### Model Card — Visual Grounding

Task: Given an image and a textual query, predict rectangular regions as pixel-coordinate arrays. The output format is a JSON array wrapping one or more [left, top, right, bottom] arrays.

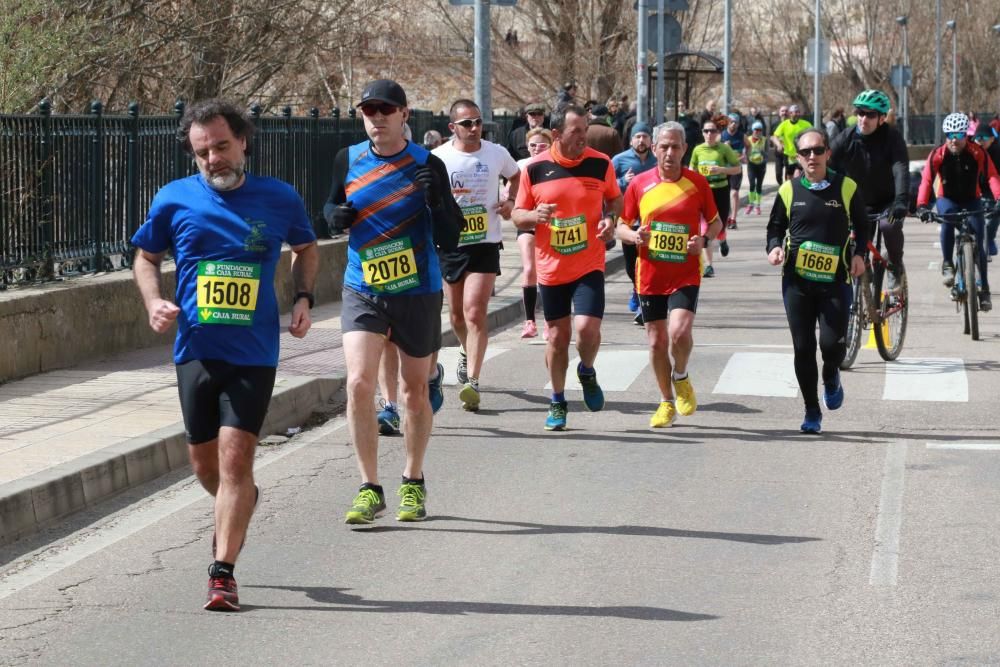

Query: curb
[[0, 250, 626, 547]]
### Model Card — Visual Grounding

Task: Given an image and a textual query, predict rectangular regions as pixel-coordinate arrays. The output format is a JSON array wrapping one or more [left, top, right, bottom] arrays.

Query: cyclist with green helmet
[[830, 89, 910, 286]]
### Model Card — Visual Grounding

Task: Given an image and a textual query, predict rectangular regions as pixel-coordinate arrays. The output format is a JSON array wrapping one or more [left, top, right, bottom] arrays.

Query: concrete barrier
[[0, 239, 347, 384]]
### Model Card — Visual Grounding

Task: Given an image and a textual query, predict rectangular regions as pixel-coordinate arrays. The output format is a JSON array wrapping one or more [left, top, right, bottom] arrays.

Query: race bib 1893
[[460, 204, 488, 245], [361, 237, 420, 293], [550, 215, 587, 255], [196, 261, 261, 326], [794, 240, 839, 282], [648, 221, 689, 262]]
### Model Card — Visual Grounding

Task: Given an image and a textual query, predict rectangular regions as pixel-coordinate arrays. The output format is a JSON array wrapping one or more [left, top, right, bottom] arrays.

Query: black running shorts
[[538, 270, 605, 321], [175, 359, 277, 445], [639, 285, 699, 323]]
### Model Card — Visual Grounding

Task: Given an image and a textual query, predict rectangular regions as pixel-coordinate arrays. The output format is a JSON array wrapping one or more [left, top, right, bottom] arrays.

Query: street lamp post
[[934, 0, 941, 144], [946, 20, 957, 112], [896, 15, 909, 144], [994, 25, 1000, 117]]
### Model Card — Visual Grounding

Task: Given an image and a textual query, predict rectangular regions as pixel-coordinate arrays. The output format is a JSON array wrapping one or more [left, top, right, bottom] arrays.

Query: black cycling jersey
[[829, 123, 909, 211]]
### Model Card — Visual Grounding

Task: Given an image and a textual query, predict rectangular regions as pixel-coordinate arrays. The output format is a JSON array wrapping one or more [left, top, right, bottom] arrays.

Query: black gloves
[[917, 207, 933, 223], [414, 166, 442, 206], [890, 204, 909, 224], [330, 203, 357, 234]]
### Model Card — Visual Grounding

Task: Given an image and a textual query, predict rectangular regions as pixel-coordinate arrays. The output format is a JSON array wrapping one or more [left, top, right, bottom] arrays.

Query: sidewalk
[[0, 227, 626, 546]]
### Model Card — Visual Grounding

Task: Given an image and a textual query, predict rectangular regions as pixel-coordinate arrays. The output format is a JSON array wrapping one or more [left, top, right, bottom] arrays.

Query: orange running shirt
[[515, 146, 621, 286], [621, 167, 718, 295]]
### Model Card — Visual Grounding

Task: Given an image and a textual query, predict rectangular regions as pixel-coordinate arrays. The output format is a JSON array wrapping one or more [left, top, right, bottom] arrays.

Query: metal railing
[[0, 101, 516, 288]]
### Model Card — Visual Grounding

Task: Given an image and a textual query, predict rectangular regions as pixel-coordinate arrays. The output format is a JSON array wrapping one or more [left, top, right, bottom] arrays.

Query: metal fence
[[0, 101, 516, 288]]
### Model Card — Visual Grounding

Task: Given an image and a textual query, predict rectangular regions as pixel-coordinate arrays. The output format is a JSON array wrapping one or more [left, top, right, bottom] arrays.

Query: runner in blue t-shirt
[[722, 112, 747, 229], [131, 99, 318, 612]]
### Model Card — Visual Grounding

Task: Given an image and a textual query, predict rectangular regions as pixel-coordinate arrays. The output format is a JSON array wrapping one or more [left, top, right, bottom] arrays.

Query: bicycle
[[925, 208, 986, 341], [841, 211, 908, 368]]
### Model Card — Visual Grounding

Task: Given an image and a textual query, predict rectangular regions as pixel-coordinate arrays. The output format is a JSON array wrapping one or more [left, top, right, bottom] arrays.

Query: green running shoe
[[396, 481, 427, 521], [345, 487, 386, 524], [544, 400, 568, 430]]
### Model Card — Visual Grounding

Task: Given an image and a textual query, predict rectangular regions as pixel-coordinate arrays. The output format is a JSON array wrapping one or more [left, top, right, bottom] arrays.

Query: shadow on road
[[241, 584, 720, 621], [349, 515, 821, 545]]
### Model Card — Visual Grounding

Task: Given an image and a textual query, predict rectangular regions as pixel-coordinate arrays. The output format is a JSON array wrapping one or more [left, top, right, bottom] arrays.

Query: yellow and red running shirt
[[621, 167, 718, 295], [515, 145, 621, 286]]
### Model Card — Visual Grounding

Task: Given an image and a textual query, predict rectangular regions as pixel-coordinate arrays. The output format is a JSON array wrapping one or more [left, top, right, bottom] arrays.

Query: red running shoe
[[204, 573, 240, 611]]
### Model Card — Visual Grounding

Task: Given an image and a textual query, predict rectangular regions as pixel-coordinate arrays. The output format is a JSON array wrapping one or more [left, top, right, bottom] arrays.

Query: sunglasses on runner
[[702, 128, 718, 134], [360, 103, 400, 117], [797, 146, 827, 157], [945, 132, 966, 141], [454, 118, 484, 128], [854, 109, 881, 119]]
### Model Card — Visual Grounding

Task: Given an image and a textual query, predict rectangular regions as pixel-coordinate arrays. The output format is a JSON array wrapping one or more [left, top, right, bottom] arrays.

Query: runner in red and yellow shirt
[[513, 104, 622, 431], [618, 121, 722, 428]]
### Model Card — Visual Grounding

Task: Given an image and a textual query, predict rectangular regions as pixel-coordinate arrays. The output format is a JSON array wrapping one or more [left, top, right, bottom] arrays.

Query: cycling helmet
[[942, 112, 970, 134], [852, 89, 891, 114], [752, 121, 764, 131]]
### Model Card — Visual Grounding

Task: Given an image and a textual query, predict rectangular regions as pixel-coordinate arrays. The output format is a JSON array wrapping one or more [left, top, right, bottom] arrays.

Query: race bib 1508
[[196, 261, 261, 326]]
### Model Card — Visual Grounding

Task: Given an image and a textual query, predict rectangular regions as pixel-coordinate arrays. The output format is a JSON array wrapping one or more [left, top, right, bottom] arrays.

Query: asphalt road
[[1, 216, 998, 665]]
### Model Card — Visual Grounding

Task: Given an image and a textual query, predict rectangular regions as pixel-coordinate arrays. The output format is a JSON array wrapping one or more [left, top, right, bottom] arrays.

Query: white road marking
[[695, 343, 793, 349], [0, 418, 349, 602], [548, 350, 649, 392], [928, 261, 939, 271], [437, 347, 508, 386], [711, 352, 798, 397], [882, 357, 967, 402], [869, 441, 908, 587], [926, 442, 1000, 451], [933, 242, 941, 249]]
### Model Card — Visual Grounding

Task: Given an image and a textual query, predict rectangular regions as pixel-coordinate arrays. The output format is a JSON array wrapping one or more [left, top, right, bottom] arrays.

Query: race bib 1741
[[550, 215, 587, 255], [794, 240, 839, 282], [460, 204, 489, 245], [648, 221, 689, 262], [196, 261, 261, 326], [361, 237, 420, 293]]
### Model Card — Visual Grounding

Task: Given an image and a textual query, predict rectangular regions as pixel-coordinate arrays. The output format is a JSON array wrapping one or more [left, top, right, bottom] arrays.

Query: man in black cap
[[586, 104, 623, 159], [323, 79, 462, 525], [506, 102, 547, 160]]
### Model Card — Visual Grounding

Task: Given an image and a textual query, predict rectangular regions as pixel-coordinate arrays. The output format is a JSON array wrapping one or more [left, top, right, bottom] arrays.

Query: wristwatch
[[293, 291, 315, 309]]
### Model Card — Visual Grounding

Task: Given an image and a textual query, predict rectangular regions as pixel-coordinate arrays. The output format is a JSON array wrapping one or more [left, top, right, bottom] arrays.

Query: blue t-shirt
[[340, 141, 442, 296], [722, 126, 745, 154], [131, 173, 316, 367]]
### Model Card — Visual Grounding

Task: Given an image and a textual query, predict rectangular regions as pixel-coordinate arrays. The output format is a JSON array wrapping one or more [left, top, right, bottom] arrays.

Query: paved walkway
[[0, 161, 783, 544]]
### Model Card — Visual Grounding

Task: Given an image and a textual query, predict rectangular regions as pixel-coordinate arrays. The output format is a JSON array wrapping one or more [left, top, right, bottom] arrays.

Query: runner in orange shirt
[[618, 121, 722, 427], [511, 104, 623, 431]]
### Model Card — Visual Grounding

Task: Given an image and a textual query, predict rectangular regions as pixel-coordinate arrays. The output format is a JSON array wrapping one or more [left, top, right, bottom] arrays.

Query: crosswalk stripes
[[882, 357, 967, 402], [711, 352, 799, 397], [546, 350, 650, 392], [439, 347, 974, 403]]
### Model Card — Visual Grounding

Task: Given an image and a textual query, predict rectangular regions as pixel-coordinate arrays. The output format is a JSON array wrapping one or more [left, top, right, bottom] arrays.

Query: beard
[[202, 158, 246, 191]]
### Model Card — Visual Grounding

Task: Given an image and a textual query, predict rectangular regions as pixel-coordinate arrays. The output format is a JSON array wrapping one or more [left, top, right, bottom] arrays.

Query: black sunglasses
[[855, 109, 881, 119], [702, 128, 718, 134], [360, 103, 400, 117], [454, 118, 484, 128], [797, 146, 827, 157]]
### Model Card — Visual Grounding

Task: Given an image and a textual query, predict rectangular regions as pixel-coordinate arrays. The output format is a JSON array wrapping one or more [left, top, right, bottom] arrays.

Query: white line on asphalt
[[436, 347, 508, 386], [869, 441, 908, 587], [933, 242, 941, 249], [695, 344, 794, 349], [928, 261, 939, 271], [882, 357, 968, 402], [926, 442, 1000, 451], [548, 350, 649, 392], [711, 352, 798, 397], [0, 417, 349, 602]]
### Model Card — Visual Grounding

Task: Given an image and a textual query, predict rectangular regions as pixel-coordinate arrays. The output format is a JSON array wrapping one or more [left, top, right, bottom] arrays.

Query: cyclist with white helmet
[[830, 90, 910, 287], [917, 112, 1000, 312]]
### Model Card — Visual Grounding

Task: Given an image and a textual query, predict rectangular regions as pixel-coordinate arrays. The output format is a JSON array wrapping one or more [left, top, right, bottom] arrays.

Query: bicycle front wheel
[[841, 273, 867, 369], [873, 264, 908, 361], [963, 241, 979, 340]]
